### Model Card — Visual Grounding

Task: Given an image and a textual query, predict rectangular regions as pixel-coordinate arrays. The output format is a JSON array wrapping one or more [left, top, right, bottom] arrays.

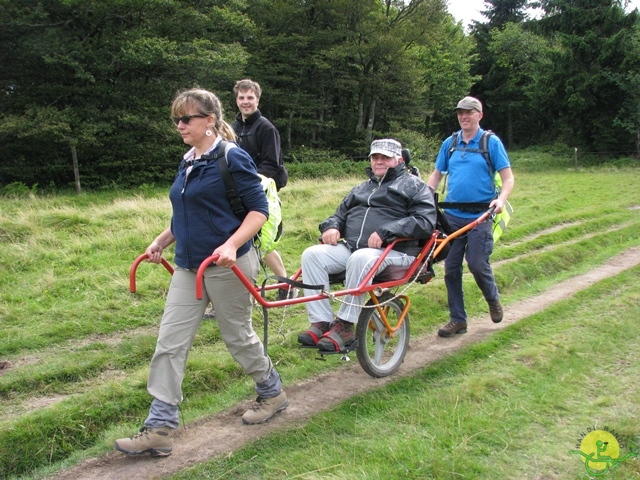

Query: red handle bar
[[194, 254, 258, 300], [129, 254, 174, 293], [131, 208, 493, 300]]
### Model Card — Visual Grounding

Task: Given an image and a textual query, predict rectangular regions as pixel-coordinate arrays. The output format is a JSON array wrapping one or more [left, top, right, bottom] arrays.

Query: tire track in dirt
[[51, 246, 640, 480], [493, 221, 633, 268]]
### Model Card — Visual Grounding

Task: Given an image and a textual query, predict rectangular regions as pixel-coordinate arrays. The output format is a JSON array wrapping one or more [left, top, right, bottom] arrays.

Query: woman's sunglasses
[[172, 114, 206, 125]]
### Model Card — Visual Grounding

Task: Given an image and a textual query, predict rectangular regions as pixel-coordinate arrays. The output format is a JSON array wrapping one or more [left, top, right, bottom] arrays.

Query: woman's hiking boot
[[242, 390, 289, 425], [114, 426, 174, 457]]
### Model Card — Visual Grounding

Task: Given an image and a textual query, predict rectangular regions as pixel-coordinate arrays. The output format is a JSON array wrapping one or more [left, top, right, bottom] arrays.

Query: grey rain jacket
[[319, 163, 437, 256]]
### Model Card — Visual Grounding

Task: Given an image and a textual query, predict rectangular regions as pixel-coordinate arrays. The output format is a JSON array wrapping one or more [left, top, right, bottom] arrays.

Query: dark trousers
[[444, 213, 499, 323]]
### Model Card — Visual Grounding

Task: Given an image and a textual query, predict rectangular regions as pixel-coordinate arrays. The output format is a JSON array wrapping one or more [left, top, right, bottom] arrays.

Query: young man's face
[[236, 88, 259, 119]]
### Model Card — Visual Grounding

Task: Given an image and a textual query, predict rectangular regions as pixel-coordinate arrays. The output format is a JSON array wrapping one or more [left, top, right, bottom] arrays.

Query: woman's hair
[[170, 88, 236, 141]]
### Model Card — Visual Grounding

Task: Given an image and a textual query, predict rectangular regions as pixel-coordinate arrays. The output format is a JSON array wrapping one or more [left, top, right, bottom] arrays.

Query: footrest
[[317, 338, 358, 355]]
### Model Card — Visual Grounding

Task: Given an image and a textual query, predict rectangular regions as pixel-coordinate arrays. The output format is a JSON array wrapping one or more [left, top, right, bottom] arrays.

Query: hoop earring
[[206, 129, 213, 137]]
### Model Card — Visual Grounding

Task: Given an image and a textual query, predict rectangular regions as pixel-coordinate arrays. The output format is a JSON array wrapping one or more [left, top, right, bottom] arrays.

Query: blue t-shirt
[[435, 128, 510, 218]]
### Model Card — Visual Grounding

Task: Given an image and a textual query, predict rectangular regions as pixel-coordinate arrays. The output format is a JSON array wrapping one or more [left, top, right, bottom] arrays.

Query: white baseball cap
[[369, 139, 402, 158]]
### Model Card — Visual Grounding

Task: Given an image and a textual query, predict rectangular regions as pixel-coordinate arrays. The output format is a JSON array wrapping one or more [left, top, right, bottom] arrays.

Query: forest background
[[0, 0, 639, 192]]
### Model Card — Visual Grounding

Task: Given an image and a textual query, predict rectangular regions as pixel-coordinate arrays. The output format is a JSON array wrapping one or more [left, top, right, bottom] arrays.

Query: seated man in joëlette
[[298, 138, 437, 352]]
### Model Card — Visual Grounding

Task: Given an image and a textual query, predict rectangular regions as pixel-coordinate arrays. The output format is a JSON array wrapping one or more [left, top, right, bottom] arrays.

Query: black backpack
[[209, 140, 284, 251], [448, 129, 494, 169]]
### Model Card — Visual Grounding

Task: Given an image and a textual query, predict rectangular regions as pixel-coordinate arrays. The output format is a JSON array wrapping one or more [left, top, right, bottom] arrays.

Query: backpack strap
[[444, 131, 458, 171], [479, 130, 494, 175], [446, 130, 493, 169], [213, 140, 247, 219], [237, 115, 267, 163], [436, 201, 492, 213], [440, 129, 497, 211], [446, 130, 495, 185]]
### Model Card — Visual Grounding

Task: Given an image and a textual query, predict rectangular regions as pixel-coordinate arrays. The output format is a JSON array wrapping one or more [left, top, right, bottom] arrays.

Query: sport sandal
[[317, 319, 356, 352], [298, 322, 331, 346]]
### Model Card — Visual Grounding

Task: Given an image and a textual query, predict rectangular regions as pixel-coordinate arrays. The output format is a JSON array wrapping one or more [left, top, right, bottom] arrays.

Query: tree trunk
[[366, 97, 376, 143], [507, 105, 514, 149], [287, 111, 293, 151], [71, 144, 82, 193], [356, 97, 365, 131]]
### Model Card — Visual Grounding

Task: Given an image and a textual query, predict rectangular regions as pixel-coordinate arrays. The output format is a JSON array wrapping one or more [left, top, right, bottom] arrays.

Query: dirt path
[[52, 247, 640, 480]]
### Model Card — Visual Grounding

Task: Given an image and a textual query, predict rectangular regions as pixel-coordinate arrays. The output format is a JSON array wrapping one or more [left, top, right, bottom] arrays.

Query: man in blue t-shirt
[[427, 96, 515, 337]]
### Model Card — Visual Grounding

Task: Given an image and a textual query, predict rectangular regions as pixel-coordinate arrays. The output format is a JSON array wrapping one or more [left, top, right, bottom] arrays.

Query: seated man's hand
[[321, 228, 341, 245], [368, 231, 383, 249]]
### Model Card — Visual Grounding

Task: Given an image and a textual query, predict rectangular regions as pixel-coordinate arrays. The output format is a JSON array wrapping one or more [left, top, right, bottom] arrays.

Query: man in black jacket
[[230, 79, 293, 302], [298, 139, 437, 352], [232, 79, 288, 190]]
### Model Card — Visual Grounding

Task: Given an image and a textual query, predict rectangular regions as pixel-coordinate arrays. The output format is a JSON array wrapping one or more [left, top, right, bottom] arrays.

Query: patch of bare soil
[[0, 360, 12, 373], [51, 247, 640, 480]]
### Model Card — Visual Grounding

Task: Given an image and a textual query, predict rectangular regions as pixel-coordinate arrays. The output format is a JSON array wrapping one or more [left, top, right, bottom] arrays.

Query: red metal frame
[[129, 210, 492, 309], [129, 254, 174, 293]]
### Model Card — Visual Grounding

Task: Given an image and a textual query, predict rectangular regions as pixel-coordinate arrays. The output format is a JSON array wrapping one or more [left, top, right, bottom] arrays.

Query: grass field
[[1, 158, 639, 479]]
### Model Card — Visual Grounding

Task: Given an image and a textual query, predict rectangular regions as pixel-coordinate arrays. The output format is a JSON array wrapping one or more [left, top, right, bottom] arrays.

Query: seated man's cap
[[369, 139, 402, 158], [455, 96, 483, 113]]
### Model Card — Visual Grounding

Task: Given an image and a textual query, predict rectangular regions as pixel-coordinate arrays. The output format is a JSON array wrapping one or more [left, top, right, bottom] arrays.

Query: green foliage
[[0, 0, 474, 189], [0, 182, 37, 197], [0, 0, 253, 189], [468, 0, 640, 156], [524, 0, 639, 152], [247, 0, 453, 148], [1, 0, 639, 192]]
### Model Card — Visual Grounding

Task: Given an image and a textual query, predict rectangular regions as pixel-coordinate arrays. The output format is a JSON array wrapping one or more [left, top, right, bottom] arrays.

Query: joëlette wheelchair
[[130, 209, 493, 378]]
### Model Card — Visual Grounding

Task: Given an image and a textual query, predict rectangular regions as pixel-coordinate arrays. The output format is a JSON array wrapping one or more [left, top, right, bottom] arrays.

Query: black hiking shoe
[[437, 320, 468, 338], [488, 300, 503, 323]]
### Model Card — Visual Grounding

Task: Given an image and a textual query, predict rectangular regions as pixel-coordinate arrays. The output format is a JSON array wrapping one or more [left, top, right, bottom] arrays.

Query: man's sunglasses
[[172, 114, 207, 125]]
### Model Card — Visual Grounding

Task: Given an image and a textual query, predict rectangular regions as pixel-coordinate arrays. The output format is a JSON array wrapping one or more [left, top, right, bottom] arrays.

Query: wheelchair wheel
[[356, 293, 410, 378]]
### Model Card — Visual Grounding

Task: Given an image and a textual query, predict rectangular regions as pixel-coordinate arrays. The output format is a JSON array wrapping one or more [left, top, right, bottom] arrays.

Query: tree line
[[0, 0, 638, 190]]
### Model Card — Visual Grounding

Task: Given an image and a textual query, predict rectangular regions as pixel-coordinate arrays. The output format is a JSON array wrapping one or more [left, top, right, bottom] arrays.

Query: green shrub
[[1, 182, 37, 197]]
